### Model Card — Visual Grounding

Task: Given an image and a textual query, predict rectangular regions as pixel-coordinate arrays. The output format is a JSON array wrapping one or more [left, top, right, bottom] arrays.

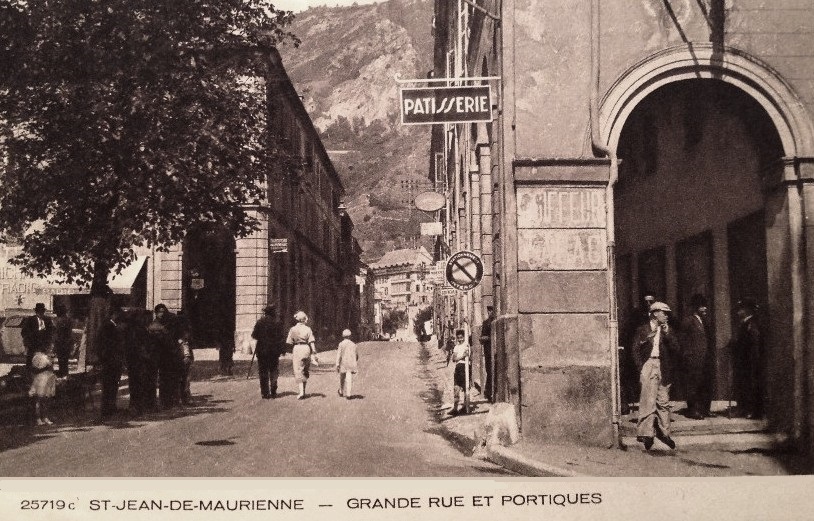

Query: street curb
[[423, 342, 585, 477], [485, 444, 585, 478]]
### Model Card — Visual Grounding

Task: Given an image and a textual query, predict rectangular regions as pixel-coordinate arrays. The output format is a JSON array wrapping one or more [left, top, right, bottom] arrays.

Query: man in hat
[[21, 303, 54, 371], [479, 305, 495, 403], [632, 301, 679, 450], [98, 307, 126, 420], [680, 294, 713, 419], [733, 298, 763, 419], [251, 305, 285, 399], [620, 292, 657, 415]]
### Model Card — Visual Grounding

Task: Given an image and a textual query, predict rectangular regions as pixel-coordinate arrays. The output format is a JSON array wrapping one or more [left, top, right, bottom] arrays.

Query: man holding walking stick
[[250, 305, 285, 399]]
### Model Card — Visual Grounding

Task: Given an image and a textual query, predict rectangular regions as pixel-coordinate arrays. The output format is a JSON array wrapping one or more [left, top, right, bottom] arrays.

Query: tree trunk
[[84, 262, 111, 366]]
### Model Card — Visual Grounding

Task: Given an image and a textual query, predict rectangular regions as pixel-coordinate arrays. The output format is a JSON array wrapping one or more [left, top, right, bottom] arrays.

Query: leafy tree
[[412, 305, 433, 340], [0, 0, 299, 360], [380, 306, 407, 336]]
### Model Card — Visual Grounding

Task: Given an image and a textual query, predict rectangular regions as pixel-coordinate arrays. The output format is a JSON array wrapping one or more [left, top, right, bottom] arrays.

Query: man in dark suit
[[21, 303, 54, 370], [632, 301, 679, 450], [733, 298, 763, 419], [251, 305, 285, 399], [98, 307, 125, 420], [680, 294, 713, 419]]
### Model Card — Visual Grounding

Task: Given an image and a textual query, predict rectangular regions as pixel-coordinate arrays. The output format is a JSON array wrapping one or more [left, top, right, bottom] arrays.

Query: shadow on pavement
[[0, 386, 230, 456]]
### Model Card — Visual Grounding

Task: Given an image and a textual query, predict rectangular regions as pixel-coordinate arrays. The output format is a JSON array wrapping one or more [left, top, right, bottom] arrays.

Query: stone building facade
[[148, 49, 361, 352], [432, 0, 814, 453]]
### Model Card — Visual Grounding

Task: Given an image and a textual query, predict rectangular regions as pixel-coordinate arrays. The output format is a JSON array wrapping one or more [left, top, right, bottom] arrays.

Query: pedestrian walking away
[[335, 329, 359, 399], [251, 305, 285, 399], [286, 311, 319, 400], [632, 301, 679, 450]]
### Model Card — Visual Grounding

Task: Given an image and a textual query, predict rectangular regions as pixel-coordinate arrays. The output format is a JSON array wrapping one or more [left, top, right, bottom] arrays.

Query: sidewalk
[[423, 344, 809, 477]]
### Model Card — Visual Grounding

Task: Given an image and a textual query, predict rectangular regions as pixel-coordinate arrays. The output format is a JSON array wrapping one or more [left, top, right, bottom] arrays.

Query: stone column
[[159, 244, 183, 312], [512, 159, 614, 446], [234, 210, 269, 354]]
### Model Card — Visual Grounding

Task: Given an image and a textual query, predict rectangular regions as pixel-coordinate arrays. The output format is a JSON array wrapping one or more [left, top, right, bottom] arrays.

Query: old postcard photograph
[[1, 0, 814, 519]]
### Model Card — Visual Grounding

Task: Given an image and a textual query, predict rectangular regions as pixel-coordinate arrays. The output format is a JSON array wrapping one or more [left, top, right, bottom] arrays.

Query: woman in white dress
[[285, 311, 319, 399]]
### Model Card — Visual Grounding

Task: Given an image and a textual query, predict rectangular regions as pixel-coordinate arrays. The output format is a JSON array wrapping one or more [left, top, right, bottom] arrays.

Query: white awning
[[108, 256, 147, 295]]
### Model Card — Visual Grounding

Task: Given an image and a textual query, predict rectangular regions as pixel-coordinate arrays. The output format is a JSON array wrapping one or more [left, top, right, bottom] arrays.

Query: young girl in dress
[[335, 329, 358, 400], [29, 351, 56, 426]]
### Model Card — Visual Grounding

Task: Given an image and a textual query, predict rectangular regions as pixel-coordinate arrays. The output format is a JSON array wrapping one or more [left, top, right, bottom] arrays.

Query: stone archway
[[600, 44, 814, 157], [600, 44, 814, 444]]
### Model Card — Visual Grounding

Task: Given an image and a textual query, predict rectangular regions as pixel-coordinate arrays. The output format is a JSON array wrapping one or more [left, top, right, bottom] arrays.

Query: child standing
[[335, 329, 358, 400], [450, 329, 471, 416], [29, 351, 56, 426]]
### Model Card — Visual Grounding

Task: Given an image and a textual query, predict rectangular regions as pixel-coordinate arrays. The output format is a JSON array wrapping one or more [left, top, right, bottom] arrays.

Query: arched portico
[[599, 44, 814, 448], [599, 44, 814, 157]]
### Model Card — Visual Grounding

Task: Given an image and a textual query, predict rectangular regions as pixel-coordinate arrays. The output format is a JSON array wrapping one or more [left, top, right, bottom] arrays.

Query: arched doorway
[[182, 225, 236, 349], [600, 45, 814, 445], [614, 79, 783, 417]]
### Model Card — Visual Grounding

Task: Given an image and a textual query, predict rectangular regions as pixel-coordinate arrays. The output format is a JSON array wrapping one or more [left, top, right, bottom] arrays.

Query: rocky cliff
[[278, 0, 436, 262]]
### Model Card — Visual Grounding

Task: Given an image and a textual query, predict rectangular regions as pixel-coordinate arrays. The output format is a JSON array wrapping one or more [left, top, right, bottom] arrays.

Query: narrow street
[[0, 341, 511, 477]]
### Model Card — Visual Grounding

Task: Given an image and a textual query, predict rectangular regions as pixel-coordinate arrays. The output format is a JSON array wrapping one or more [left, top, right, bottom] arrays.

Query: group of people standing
[[623, 293, 765, 450], [97, 303, 194, 420], [251, 305, 359, 401]]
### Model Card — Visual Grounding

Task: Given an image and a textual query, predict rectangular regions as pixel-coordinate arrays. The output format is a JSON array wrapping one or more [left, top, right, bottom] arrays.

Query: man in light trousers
[[632, 301, 679, 450]]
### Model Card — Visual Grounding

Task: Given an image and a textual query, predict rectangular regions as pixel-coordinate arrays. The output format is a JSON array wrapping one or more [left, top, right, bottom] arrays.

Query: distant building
[[370, 247, 434, 339], [356, 264, 376, 340]]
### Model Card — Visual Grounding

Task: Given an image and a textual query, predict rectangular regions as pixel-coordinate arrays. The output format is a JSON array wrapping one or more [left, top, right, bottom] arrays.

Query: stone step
[[620, 417, 769, 436], [621, 431, 790, 452]]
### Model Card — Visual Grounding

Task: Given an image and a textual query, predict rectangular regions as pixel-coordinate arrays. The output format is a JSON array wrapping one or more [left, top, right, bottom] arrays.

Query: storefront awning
[[108, 256, 147, 295]]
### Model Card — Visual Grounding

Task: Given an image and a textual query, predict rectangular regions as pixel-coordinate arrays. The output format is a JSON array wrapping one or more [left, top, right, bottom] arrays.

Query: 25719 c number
[[20, 500, 76, 510]]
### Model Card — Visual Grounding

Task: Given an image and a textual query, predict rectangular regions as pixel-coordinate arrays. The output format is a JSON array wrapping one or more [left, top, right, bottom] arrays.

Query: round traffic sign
[[445, 251, 484, 291]]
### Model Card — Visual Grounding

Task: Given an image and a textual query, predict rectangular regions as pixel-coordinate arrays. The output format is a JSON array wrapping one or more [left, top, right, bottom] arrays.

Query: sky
[[277, 0, 381, 13]]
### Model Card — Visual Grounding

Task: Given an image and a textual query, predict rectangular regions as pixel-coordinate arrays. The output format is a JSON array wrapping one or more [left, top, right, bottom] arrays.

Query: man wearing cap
[[632, 301, 679, 450], [733, 298, 763, 419], [621, 292, 657, 415], [21, 303, 54, 371], [680, 294, 713, 419], [252, 305, 285, 399]]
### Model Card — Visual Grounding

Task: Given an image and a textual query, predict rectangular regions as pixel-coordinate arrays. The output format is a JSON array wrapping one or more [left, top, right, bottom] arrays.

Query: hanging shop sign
[[420, 222, 443, 236], [445, 250, 484, 291], [269, 239, 289, 253], [400, 85, 492, 125]]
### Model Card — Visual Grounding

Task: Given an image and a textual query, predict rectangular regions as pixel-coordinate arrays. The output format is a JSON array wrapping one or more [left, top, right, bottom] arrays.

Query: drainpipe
[[589, 0, 622, 448]]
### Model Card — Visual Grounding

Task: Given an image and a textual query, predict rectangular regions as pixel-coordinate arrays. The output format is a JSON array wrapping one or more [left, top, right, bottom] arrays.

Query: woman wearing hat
[[285, 311, 319, 400]]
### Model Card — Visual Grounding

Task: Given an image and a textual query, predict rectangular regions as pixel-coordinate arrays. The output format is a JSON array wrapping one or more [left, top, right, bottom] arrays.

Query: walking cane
[[246, 350, 256, 380]]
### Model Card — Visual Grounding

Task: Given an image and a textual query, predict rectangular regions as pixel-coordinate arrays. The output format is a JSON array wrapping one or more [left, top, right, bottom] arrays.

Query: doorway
[[182, 226, 236, 348]]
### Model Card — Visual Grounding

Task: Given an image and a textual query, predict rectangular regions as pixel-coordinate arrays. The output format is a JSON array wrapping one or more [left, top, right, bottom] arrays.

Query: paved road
[[0, 341, 511, 477]]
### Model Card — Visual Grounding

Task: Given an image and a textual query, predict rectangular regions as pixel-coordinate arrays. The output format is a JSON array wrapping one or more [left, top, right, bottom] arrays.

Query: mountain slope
[[278, 0, 436, 262]]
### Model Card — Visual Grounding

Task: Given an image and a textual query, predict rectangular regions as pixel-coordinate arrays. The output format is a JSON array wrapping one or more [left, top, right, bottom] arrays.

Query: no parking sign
[[445, 251, 484, 291]]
